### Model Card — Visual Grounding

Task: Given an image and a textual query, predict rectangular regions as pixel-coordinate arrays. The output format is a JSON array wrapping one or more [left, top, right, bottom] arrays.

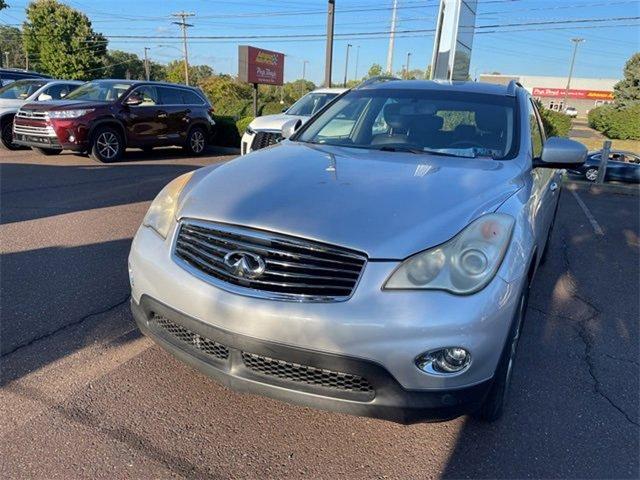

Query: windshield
[[296, 88, 519, 159], [64, 80, 133, 102], [0, 80, 46, 99], [286, 92, 339, 116]]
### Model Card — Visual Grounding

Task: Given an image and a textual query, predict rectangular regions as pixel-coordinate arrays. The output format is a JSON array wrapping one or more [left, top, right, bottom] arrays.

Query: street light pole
[[405, 52, 412, 79], [302, 60, 309, 80], [172, 11, 194, 86], [343, 43, 352, 87], [324, 0, 335, 87], [3, 51, 9, 68], [563, 38, 584, 111], [354, 45, 360, 80]]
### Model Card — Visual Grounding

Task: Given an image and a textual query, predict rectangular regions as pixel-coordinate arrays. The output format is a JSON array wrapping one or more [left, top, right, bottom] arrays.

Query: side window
[[315, 97, 369, 141], [159, 87, 183, 105], [129, 86, 158, 106], [528, 100, 544, 158], [43, 84, 71, 100], [181, 89, 204, 105]]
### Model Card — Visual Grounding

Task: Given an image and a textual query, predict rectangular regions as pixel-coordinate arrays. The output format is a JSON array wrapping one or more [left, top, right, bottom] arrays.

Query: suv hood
[[178, 142, 524, 259], [19, 100, 104, 112], [249, 113, 308, 132]]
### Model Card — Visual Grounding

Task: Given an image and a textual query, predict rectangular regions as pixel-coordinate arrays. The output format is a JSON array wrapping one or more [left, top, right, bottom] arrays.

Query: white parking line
[[570, 189, 604, 236]]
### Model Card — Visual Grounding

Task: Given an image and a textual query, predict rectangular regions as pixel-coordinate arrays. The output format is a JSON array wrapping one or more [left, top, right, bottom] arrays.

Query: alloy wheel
[[1, 122, 17, 149], [585, 168, 598, 182], [190, 130, 205, 153], [96, 131, 120, 160]]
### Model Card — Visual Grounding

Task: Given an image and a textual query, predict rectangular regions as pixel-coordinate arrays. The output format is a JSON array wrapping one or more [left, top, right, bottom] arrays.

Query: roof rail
[[506, 79, 523, 96], [355, 75, 401, 89]]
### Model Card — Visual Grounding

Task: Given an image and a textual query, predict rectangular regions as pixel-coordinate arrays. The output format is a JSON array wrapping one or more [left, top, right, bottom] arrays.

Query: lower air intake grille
[[251, 131, 281, 150], [241, 351, 374, 395], [151, 313, 229, 360]]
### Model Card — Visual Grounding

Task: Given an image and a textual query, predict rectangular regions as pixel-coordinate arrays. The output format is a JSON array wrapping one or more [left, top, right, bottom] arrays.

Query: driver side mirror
[[535, 137, 587, 168], [281, 118, 302, 139], [37, 93, 52, 101], [124, 94, 143, 106]]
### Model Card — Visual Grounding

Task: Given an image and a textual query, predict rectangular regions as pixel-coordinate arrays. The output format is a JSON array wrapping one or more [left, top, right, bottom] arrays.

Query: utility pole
[[302, 60, 309, 80], [324, 0, 335, 87], [25, 51, 29, 70], [386, 0, 398, 74], [143, 47, 150, 81], [563, 38, 584, 111], [405, 52, 412, 78], [172, 11, 194, 86], [343, 43, 352, 87], [354, 45, 360, 80], [3, 52, 9, 68]]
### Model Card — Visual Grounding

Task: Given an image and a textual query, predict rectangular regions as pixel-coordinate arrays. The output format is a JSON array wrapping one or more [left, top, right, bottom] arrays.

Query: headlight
[[46, 109, 94, 119], [245, 125, 255, 135], [142, 172, 194, 239], [384, 213, 515, 294]]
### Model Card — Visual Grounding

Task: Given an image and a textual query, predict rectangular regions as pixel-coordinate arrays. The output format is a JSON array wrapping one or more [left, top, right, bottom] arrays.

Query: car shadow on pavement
[[441, 193, 639, 479]]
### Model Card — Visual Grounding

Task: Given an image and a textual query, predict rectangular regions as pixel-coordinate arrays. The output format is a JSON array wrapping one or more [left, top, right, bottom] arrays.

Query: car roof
[[96, 79, 201, 90], [357, 79, 516, 96]]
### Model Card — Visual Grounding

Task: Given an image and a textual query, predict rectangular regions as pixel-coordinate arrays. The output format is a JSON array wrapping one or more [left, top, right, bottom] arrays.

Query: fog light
[[68, 134, 75, 142], [416, 347, 471, 375]]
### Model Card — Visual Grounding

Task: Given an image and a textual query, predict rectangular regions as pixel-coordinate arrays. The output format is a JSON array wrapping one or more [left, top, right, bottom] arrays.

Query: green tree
[[199, 74, 254, 117], [103, 50, 145, 79], [613, 52, 640, 107], [22, 0, 107, 79], [148, 61, 167, 81], [0, 26, 26, 69], [0, 1, 7, 10], [165, 59, 213, 84], [367, 63, 383, 78]]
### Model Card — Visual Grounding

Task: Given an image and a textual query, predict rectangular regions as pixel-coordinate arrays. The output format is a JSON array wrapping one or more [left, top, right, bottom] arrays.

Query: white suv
[[241, 87, 346, 155]]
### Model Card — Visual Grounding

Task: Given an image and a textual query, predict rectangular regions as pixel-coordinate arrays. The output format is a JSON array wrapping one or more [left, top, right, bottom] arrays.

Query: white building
[[480, 74, 618, 116]]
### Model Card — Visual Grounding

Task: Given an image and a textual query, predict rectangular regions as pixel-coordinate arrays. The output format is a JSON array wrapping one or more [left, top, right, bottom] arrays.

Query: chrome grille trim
[[173, 220, 367, 302], [13, 124, 56, 137], [16, 110, 48, 120]]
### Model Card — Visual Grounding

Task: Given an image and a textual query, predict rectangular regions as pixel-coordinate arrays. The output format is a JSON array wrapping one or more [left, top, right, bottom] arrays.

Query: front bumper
[[132, 295, 492, 423]]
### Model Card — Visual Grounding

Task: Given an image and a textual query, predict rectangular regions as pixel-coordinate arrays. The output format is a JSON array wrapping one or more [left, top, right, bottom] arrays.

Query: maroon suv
[[12, 80, 215, 162]]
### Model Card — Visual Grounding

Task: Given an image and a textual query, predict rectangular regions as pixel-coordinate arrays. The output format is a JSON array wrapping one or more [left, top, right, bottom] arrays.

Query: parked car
[[12, 79, 215, 162], [241, 87, 346, 154], [0, 68, 51, 87], [0, 79, 83, 150], [567, 149, 640, 183], [564, 106, 578, 118], [129, 79, 586, 423]]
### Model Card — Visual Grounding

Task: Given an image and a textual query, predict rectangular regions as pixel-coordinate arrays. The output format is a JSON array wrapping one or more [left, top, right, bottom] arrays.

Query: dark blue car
[[568, 149, 640, 184]]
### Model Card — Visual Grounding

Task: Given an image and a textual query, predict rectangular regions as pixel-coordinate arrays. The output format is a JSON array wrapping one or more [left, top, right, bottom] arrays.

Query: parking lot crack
[[559, 235, 639, 428], [0, 295, 131, 359]]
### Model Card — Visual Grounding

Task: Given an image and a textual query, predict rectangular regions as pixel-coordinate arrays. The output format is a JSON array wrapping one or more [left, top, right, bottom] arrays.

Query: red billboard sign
[[532, 87, 614, 100], [238, 45, 285, 85]]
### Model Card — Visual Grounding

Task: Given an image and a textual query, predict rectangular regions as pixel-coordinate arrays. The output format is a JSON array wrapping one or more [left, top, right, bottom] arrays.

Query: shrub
[[260, 101, 286, 116], [588, 104, 640, 140], [539, 108, 571, 137], [236, 116, 254, 135]]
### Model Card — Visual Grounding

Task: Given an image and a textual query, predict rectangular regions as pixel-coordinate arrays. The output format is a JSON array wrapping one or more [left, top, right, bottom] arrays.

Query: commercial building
[[479, 74, 617, 116]]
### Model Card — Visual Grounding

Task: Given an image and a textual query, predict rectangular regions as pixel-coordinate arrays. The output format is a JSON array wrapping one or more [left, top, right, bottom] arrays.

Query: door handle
[[550, 182, 559, 192], [157, 111, 168, 118]]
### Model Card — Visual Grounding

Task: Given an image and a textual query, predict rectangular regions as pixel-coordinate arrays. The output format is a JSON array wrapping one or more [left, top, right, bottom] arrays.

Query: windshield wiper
[[375, 145, 424, 154], [421, 148, 476, 159]]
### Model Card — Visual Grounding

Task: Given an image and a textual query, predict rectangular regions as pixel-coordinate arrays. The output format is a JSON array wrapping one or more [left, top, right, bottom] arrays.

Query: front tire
[[33, 147, 61, 156], [90, 126, 124, 163], [585, 168, 598, 182], [183, 127, 207, 156], [473, 283, 530, 422], [1, 119, 20, 150]]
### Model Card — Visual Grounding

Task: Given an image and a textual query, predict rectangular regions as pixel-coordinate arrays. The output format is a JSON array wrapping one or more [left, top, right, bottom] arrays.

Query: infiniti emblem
[[223, 250, 266, 279]]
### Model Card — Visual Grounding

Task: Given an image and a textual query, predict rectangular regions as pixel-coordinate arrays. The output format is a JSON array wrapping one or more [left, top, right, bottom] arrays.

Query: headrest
[[383, 103, 409, 129], [409, 114, 444, 133], [475, 108, 505, 132]]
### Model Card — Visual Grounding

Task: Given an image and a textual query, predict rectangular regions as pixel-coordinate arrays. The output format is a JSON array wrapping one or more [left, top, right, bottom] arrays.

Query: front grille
[[242, 351, 374, 395], [13, 124, 56, 137], [174, 221, 367, 301], [16, 110, 48, 120], [151, 313, 229, 360], [250, 131, 281, 150]]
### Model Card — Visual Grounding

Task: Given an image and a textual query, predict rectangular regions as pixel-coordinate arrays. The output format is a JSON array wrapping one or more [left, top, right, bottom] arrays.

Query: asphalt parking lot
[[1, 148, 638, 479]]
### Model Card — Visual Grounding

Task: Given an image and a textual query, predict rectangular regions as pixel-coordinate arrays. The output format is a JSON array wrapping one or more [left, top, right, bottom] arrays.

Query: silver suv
[[129, 79, 586, 423]]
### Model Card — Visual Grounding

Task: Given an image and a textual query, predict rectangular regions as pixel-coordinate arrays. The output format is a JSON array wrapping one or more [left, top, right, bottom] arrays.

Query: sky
[[1, 0, 639, 85]]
